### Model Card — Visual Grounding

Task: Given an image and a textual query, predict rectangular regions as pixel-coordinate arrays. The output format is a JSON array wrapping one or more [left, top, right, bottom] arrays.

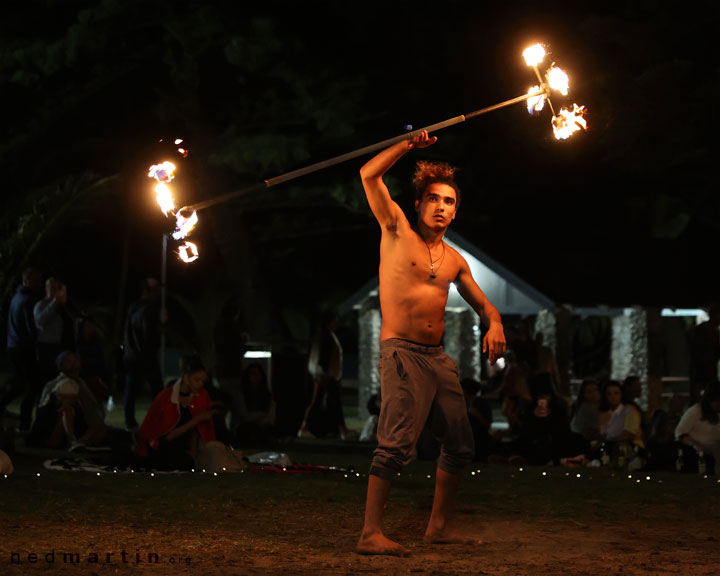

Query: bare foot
[[423, 529, 482, 546], [356, 532, 410, 557]]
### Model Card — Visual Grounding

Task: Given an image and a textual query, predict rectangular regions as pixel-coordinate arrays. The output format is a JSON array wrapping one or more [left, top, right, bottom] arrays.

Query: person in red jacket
[[136, 354, 217, 470]]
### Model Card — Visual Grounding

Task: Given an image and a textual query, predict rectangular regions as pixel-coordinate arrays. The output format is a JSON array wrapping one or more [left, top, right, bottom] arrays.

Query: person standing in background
[[122, 278, 162, 432], [2, 267, 43, 432]]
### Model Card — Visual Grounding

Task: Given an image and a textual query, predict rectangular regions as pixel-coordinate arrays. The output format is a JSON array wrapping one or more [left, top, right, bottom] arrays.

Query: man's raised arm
[[360, 130, 437, 229]]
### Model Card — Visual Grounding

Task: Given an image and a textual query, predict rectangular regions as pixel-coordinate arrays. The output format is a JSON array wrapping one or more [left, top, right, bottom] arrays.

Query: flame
[[172, 207, 198, 240], [552, 104, 587, 140], [547, 66, 569, 96], [526, 86, 546, 114], [523, 44, 546, 67], [174, 139, 183, 145], [178, 241, 199, 263], [177, 147, 188, 158], [154, 182, 175, 216], [148, 161, 176, 183]]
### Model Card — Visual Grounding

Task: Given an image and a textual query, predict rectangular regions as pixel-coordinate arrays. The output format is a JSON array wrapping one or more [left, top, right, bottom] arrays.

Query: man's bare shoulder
[[444, 241, 462, 259], [444, 241, 469, 270]]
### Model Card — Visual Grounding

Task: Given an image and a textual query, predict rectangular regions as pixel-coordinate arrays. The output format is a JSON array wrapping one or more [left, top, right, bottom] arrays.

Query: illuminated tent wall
[[340, 229, 556, 419]]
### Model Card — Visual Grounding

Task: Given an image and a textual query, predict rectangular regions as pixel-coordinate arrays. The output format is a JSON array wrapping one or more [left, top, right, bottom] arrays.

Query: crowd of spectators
[[1, 269, 719, 477], [0, 268, 294, 473], [420, 319, 720, 475]]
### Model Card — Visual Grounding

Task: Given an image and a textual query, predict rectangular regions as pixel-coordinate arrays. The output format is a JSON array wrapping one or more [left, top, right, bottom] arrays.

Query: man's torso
[[378, 228, 460, 346]]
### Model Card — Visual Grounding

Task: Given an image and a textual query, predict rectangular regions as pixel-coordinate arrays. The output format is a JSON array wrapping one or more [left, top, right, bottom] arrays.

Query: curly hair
[[412, 160, 461, 207]]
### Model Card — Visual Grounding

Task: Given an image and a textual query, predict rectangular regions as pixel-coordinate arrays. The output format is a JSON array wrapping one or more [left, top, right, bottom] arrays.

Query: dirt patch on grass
[[4, 486, 718, 575]]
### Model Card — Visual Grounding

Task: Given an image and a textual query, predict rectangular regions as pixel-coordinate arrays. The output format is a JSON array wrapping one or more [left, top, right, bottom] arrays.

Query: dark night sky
[[2, 0, 719, 330]]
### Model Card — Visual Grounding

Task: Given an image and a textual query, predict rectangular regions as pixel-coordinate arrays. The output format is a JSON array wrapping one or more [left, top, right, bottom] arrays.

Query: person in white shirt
[[675, 382, 720, 474]]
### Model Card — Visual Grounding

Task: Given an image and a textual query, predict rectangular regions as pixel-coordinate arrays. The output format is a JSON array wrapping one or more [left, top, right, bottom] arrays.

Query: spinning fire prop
[[149, 43, 586, 262]]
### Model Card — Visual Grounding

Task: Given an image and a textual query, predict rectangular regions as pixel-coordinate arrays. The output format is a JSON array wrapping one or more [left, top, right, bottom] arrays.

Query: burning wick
[[526, 86, 546, 114], [148, 161, 176, 183], [172, 207, 199, 240], [552, 104, 587, 140], [547, 66, 569, 96], [178, 241, 199, 263], [523, 43, 546, 67]]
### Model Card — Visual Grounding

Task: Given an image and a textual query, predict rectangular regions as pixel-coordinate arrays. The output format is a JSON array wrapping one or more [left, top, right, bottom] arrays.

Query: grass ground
[[1, 387, 719, 575]]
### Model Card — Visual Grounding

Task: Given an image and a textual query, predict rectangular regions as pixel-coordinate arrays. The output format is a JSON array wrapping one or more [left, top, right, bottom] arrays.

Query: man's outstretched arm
[[360, 130, 437, 230]]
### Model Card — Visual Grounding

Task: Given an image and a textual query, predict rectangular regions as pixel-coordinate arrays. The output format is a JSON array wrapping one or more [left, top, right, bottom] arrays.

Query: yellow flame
[[174, 139, 183, 145], [552, 104, 587, 140], [526, 86, 546, 114], [172, 208, 199, 240], [178, 241, 199, 263], [154, 182, 175, 216], [148, 161, 176, 183], [523, 44, 546, 67], [547, 66, 569, 96]]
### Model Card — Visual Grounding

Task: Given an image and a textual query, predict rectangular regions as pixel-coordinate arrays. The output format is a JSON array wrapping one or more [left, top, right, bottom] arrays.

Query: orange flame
[[552, 104, 587, 140], [154, 182, 175, 216], [178, 241, 199, 263]]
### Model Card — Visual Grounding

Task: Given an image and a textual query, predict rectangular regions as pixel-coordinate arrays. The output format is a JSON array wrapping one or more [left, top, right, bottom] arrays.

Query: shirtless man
[[356, 130, 506, 556]]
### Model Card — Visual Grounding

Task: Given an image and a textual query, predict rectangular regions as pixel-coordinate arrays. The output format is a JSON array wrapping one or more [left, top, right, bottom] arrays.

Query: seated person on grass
[[31, 351, 108, 451], [136, 354, 218, 471]]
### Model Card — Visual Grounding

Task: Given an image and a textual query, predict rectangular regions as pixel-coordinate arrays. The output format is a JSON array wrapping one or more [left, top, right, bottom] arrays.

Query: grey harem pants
[[369, 338, 474, 480]]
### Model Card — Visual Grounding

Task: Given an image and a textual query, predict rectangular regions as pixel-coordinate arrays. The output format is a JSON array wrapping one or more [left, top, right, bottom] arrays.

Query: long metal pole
[[186, 89, 546, 213]]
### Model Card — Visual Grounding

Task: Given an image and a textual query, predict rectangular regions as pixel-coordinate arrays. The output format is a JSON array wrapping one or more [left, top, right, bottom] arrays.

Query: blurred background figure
[[360, 389, 381, 443], [533, 332, 561, 391], [1, 267, 43, 433], [298, 311, 354, 439], [461, 377, 495, 462], [646, 394, 687, 471], [75, 315, 110, 407], [122, 277, 162, 432], [599, 379, 646, 467], [674, 381, 720, 474], [34, 277, 75, 404], [29, 351, 109, 451], [495, 349, 532, 440], [570, 378, 603, 459], [230, 362, 276, 444], [511, 373, 585, 466], [687, 302, 720, 406]]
